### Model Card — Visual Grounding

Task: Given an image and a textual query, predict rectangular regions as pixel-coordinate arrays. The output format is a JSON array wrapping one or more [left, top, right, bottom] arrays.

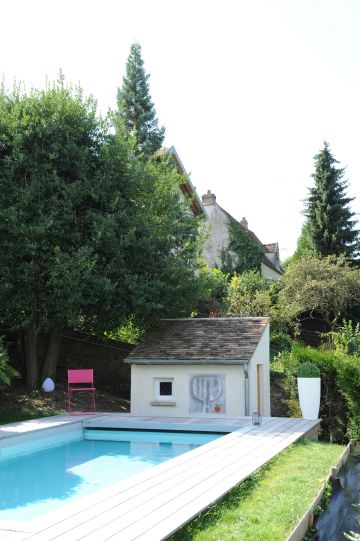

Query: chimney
[[202, 190, 216, 206], [240, 217, 248, 229]]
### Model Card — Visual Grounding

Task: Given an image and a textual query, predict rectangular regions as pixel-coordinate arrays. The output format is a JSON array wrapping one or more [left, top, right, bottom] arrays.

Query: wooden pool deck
[[0, 414, 319, 541]]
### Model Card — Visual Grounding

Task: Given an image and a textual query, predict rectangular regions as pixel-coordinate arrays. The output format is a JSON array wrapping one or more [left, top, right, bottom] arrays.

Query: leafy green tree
[[279, 256, 360, 330], [331, 320, 360, 355], [223, 271, 272, 317], [194, 266, 230, 316], [117, 43, 165, 159], [290, 221, 316, 263], [0, 80, 200, 390], [305, 142, 359, 259], [0, 337, 19, 390]]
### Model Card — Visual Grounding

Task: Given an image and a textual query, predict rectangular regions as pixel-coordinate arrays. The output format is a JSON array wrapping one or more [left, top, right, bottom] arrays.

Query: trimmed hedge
[[297, 361, 320, 378], [273, 343, 360, 442]]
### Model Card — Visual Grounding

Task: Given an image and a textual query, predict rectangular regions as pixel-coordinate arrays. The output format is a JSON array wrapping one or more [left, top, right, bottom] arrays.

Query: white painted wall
[[261, 261, 281, 281], [202, 203, 230, 268], [249, 323, 271, 416], [130, 364, 246, 417]]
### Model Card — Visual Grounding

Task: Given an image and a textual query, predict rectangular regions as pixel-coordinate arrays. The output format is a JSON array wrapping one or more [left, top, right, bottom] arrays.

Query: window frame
[[153, 377, 174, 401]]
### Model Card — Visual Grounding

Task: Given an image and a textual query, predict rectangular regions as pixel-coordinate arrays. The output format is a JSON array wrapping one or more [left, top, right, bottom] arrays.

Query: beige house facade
[[201, 190, 282, 280]]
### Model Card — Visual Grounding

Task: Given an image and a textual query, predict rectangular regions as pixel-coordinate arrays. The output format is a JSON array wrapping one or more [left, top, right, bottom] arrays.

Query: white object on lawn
[[297, 377, 320, 420], [42, 377, 55, 393]]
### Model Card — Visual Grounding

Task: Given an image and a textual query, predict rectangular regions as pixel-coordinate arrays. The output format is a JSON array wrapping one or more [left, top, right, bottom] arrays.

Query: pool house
[[125, 317, 271, 418]]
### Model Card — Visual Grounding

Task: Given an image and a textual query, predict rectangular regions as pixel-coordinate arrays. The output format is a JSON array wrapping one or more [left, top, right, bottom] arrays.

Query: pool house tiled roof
[[125, 317, 269, 365]]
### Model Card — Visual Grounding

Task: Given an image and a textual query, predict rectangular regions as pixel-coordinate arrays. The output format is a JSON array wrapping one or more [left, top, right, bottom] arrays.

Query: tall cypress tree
[[117, 43, 165, 159], [305, 142, 359, 260]]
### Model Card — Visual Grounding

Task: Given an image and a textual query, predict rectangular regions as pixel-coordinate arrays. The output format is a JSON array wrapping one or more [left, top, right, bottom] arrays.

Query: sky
[[2, 0, 360, 259]]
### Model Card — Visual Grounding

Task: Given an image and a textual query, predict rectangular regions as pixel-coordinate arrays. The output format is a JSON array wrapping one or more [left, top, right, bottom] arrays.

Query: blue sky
[[2, 0, 360, 258]]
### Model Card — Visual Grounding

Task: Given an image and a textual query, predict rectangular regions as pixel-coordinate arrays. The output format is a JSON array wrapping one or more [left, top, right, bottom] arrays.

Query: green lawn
[[169, 439, 344, 541]]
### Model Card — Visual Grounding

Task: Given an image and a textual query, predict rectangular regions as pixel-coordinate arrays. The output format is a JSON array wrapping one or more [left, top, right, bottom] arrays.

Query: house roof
[[125, 317, 269, 364], [158, 146, 205, 217]]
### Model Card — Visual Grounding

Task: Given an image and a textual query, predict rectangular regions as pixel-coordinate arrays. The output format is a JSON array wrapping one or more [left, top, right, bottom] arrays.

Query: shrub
[[274, 343, 348, 442], [336, 355, 360, 440], [0, 337, 19, 389], [332, 320, 360, 355], [297, 362, 320, 378]]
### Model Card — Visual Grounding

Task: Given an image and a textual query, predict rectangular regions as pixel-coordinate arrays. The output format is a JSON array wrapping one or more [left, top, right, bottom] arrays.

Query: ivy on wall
[[220, 217, 264, 274]]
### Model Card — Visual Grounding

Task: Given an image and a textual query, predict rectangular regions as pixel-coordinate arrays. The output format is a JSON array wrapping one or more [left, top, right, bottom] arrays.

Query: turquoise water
[[0, 430, 219, 521]]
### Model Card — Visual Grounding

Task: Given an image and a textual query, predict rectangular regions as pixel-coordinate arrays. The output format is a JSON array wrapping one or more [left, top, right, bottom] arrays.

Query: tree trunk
[[41, 325, 63, 382], [25, 323, 40, 391]]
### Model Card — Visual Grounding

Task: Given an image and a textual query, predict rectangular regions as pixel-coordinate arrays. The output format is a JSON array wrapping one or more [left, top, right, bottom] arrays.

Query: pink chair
[[68, 369, 96, 415]]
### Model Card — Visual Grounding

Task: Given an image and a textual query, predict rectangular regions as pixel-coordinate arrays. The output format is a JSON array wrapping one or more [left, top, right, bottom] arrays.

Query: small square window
[[154, 378, 174, 401], [159, 381, 172, 396]]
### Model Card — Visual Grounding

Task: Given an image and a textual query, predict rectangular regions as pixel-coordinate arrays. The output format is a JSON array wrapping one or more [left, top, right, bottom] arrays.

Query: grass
[[169, 439, 344, 541]]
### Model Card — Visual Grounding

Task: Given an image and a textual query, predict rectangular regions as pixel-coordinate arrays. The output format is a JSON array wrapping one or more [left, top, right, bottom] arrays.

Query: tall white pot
[[297, 377, 321, 420]]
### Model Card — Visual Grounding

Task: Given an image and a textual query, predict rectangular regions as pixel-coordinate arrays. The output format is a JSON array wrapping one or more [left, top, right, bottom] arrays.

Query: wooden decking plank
[[29, 420, 293, 540], [116, 421, 316, 541], [0, 534, 32, 541], [58, 420, 309, 540], [130, 421, 316, 540]]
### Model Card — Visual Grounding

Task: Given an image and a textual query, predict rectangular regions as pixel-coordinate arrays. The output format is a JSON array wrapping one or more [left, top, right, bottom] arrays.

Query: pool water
[[0, 429, 219, 521]]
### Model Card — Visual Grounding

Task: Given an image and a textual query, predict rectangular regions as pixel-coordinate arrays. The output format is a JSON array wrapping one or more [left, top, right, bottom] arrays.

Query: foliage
[[169, 440, 344, 541], [332, 320, 360, 355], [0, 338, 19, 390], [105, 316, 144, 345], [279, 256, 360, 329], [297, 361, 320, 378], [0, 79, 200, 388], [305, 142, 359, 260], [336, 356, 360, 440], [222, 270, 293, 356], [220, 217, 264, 275], [274, 343, 360, 441], [194, 266, 230, 316], [198, 266, 229, 303], [223, 271, 272, 317], [117, 43, 165, 159]]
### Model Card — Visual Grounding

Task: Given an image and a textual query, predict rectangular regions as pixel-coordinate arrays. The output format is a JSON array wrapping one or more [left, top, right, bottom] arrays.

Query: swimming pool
[[0, 427, 220, 522]]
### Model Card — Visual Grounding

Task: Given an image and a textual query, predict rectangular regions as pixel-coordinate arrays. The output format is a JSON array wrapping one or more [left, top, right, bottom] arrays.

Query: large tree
[[0, 80, 199, 390], [117, 43, 165, 159], [279, 256, 360, 330], [305, 142, 359, 260]]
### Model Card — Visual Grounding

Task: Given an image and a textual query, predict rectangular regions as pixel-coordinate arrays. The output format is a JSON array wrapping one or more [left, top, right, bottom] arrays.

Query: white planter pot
[[297, 377, 321, 420]]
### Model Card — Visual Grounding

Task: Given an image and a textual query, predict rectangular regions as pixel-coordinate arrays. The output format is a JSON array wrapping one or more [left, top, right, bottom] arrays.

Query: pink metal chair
[[68, 369, 96, 415]]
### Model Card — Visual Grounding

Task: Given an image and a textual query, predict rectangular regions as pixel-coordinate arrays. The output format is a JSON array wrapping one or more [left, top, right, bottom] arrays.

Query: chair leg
[[68, 389, 73, 415], [68, 389, 96, 415]]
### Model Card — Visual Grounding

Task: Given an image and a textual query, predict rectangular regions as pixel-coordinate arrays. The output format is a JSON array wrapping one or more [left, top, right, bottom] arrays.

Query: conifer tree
[[117, 43, 165, 158], [305, 142, 359, 260]]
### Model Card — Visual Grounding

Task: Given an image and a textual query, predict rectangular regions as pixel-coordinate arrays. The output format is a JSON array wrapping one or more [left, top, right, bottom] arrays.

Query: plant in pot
[[297, 362, 321, 420]]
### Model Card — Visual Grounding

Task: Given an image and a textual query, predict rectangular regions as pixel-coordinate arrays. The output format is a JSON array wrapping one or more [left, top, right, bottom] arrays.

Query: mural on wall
[[189, 374, 226, 414]]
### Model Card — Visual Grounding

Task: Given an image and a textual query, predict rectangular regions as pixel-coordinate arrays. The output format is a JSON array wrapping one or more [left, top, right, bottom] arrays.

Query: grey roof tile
[[125, 317, 269, 364]]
